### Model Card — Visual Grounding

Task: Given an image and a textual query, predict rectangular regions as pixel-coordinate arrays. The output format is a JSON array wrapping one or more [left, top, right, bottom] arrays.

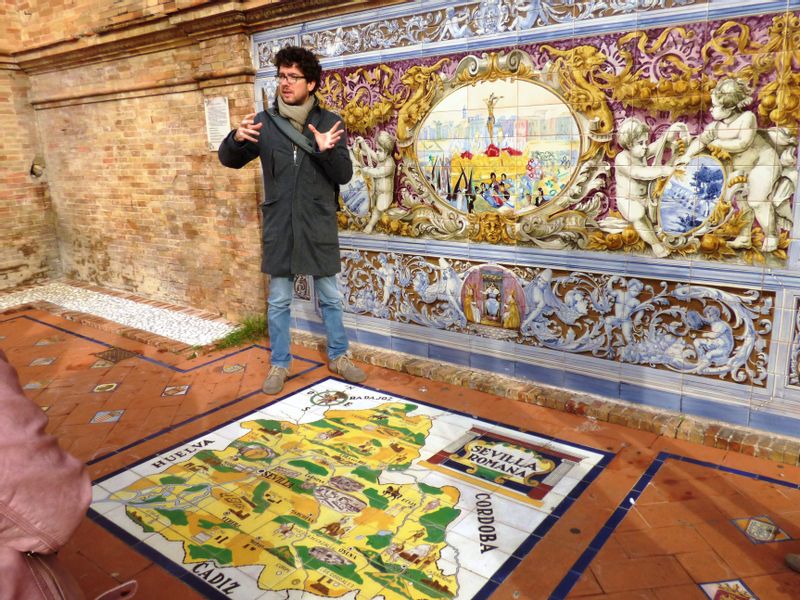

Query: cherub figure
[[353, 131, 397, 234], [613, 118, 677, 258], [375, 253, 396, 306], [438, 6, 470, 40], [604, 277, 645, 344], [677, 78, 788, 252], [692, 305, 734, 369]]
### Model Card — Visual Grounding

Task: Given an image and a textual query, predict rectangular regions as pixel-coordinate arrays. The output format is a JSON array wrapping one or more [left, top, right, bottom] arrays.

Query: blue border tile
[[354, 328, 390, 348], [748, 409, 800, 438], [563, 371, 620, 400], [429, 343, 471, 366], [681, 395, 750, 425], [514, 360, 566, 387], [620, 381, 681, 411], [390, 335, 428, 357], [470, 351, 514, 376]]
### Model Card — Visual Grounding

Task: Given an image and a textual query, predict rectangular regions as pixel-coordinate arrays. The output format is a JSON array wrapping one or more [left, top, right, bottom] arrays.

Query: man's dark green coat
[[218, 100, 353, 277]]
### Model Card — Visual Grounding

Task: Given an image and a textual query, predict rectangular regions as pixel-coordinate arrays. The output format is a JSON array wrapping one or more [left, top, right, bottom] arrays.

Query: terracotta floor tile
[[590, 556, 694, 592], [692, 520, 793, 577], [123, 563, 205, 599], [745, 570, 800, 599], [651, 584, 708, 599], [675, 549, 739, 583], [573, 591, 659, 600], [66, 518, 152, 581], [633, 498, 727, 529], [569, 569, 604, 597], [56, 545, 125, 599], [615, 524, 711, 558]]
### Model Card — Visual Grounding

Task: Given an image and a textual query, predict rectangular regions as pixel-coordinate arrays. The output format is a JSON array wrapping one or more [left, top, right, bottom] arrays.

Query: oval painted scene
[[416, 78, 581, 214]]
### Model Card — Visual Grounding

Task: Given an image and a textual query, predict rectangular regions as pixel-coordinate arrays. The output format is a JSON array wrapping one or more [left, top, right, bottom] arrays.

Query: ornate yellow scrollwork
[[454, 50, 536, 84], [395, 57, 451, 150], [593, 28, 709, 118], [539, 44, 615, 161], [704, 13, 800, 133], [318, 65, 405, 135]]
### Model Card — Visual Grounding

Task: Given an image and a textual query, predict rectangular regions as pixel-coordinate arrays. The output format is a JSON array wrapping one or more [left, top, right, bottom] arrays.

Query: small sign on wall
[[204, 96, 231, 151]]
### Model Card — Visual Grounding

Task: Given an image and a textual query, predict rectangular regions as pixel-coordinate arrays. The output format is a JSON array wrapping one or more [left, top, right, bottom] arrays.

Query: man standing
[[218, 46, 366, 394]]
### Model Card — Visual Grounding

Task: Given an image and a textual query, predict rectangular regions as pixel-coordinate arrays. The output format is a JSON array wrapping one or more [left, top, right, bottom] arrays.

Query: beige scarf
[[277, 95, 315, 132]]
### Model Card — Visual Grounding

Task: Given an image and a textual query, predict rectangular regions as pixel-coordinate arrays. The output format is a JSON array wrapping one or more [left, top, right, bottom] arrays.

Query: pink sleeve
[[0, 352, 91, 554]]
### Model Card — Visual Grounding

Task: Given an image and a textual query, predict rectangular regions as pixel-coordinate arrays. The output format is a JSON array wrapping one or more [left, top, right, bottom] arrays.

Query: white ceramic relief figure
[[602, 277, 647, 346], [412, 258, 467, 327], [437, 6, 471, 41], [677, 78, 797, 252], [602, 118, 685, 258], [351, 132, 398, 234], [689, 306, 735, 370]]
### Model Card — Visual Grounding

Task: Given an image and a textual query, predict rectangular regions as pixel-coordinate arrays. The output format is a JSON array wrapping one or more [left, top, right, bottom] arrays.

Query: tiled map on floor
[[91, 379, 609, 599]]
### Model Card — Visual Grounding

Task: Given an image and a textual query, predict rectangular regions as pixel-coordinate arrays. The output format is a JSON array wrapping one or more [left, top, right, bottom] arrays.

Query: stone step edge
[[290, 330, 800, 468]]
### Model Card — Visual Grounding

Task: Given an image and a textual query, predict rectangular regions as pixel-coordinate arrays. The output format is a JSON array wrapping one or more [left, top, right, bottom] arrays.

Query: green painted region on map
[[113, 402, 462, 599]]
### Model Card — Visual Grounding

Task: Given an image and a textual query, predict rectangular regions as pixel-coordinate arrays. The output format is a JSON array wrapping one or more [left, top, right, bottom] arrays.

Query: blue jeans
[[267, 275, 349, 368]]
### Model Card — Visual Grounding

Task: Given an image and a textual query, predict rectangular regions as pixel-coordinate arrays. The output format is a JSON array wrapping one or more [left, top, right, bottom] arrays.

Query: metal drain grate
[[93, 347, 140, 363]]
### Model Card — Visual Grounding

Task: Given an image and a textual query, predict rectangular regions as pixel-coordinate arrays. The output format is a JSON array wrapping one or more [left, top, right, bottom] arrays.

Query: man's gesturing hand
[[308, 120, 343, 152], [234, 112, 262, 143]]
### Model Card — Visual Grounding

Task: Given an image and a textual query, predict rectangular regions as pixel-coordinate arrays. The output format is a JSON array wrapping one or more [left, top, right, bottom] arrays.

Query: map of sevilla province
[[91, 379, 607, 599]]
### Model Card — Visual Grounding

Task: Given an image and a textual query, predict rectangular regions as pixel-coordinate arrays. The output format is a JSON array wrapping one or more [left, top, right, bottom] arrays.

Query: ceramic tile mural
[[340, 248, 773, 386], [251, 0, 800, 433]]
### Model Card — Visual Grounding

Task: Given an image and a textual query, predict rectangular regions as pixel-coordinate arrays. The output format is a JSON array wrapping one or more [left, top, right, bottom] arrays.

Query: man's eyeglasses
[[276, 73, 306, 83]]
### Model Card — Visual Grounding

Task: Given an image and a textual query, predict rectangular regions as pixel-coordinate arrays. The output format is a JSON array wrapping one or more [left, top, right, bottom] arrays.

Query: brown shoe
[[329, 355, 367, 383], [261, 366, 289, 394], [787, 553, 800, 573]]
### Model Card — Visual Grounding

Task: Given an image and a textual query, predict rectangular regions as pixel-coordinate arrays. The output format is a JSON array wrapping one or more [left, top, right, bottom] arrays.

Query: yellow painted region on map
[[115, 402, 462, 599]]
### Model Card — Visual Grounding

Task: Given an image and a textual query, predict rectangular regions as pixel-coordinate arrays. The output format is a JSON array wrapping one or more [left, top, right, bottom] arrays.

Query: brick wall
[[15, 0, 215, 49], [30, 33, 266, 318], [0, 0, 59, 289]]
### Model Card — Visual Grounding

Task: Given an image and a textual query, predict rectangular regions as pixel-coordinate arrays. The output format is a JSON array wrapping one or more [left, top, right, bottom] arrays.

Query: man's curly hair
[[273, 46, 322, 93]]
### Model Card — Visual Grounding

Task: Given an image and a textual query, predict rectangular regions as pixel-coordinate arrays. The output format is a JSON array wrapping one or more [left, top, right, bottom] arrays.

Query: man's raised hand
[[234, 112, 263, 143], [308, 120, 343, 152]]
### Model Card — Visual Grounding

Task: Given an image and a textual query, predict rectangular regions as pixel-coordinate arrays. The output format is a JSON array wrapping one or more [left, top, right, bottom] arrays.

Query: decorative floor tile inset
[[732, 515, 792, 544], [29, 357, 55, 366], [93, 383, 119, 393], [700, 579, 759, 600], [24, 381, 48, 390], [222, 364, 245, 374], [161, 385, 190, 396], [91, 378, 610, 600], [90, 409, 125, 424], [91, 359, 115, 369], [94, 347, 140, 364], [34, 337, 62, 346]]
